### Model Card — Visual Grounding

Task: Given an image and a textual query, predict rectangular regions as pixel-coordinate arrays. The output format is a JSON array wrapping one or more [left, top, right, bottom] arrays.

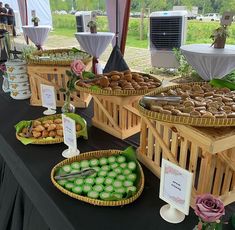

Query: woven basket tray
[[138, 82, 235, 127], [27, 48, 92, 66], [75, 73, 162, 97], [15, 114, 87, 145], [51, 149, 145, 206]]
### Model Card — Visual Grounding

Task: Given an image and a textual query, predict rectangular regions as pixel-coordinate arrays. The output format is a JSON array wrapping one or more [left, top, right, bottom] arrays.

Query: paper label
[[40, 84, 56, 110], [62, 114, 77, 150], [159, 159, 193, 215]]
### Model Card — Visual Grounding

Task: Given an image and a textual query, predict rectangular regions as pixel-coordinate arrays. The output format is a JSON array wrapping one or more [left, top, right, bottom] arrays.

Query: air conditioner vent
[[149, 11, 187, 68], [150, 16, 182, 50]]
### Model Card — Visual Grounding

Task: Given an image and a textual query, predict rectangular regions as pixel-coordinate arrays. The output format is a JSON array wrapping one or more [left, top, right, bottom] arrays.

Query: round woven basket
[[27, 48, 92, 66], [51, 149, 145, 206], [75, 73, 162, 97], [138, 82, 235, 127], [16, 114, 87, 145]]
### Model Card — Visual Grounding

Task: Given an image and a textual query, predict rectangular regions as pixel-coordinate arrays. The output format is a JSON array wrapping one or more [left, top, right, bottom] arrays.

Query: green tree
[[220, 0, 235, 13]]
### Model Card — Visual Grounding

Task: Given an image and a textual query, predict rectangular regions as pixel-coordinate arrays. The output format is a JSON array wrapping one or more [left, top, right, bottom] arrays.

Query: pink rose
[[194, 194, 225, 223], [71, 60, 85, 76]]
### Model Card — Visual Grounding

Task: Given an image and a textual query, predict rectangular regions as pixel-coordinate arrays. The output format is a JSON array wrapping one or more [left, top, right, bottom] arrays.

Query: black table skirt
[[0, 155, 49, 230], [0, 84, 234, 230]]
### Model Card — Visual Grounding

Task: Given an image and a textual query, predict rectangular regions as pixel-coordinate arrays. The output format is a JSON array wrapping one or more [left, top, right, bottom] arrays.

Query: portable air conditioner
[[75, 11, 96, 32], [149, 11, 188, 68]]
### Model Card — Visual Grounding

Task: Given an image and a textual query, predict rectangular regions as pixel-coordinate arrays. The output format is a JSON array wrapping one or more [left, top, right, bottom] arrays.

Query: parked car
[[197, 13, 221, 21]]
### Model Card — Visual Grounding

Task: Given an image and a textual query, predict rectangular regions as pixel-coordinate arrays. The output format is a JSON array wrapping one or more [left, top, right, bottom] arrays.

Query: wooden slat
[[213, 159, 225, 196], [170, 131, 179, 159], [179, 138, 188, 169], [231, 172, 235, 190], [113, 104, 118, 127], [142, 117, 177, 164], [103, 99, 108, 124], [139, 118, 147, 156], [93, 96, 120, 131], [189, 143, 199, 187], [221, 166, 233, 195], [147, 123, 154, 160], [28, 65, 91, 108], [128, 110, 132, 130], [162, 126, 171, 159], [198, 152, 212, 194], [121, 107, 127, 130], [154, 121, 162, 166]]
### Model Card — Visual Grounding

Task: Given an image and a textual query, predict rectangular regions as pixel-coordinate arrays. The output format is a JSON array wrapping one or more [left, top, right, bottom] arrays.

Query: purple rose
[[194, 194, 225, 223]]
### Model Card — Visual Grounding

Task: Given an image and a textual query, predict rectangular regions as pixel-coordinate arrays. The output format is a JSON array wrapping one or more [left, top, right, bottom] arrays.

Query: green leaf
[[71, 47, 79, 53], [15, 120, 32, 133], [82, 71, 95, 80], [66, 70, 72, 77], [89, 85, 101, 90], [125, 189, 135, 199], [231, 213, 235, 229], [215, 222, 222, 230], [210, 79, 235, 90], [121, 146, 141, 188], [59, 88, 66, 93], [121, 146, 137, 162]]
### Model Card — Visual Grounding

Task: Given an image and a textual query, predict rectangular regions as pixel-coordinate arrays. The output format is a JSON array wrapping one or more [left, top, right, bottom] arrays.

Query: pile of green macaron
[[56, 154, 138, 201]]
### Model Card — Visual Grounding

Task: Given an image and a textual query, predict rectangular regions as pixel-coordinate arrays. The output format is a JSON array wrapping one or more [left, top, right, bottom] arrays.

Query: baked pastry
[[146, 83, 235, 119]]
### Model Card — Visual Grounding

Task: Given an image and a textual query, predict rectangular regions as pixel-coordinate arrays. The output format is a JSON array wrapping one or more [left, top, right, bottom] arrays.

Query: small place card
[[159, 159, 193, 224], [40, 84, 56, 115], [221, 12, 234, 26], [62, 114, 80, 158]]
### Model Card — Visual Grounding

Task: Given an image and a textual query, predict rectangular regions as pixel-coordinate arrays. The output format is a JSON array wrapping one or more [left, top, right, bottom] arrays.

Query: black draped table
[[0, 84, 234, 230]]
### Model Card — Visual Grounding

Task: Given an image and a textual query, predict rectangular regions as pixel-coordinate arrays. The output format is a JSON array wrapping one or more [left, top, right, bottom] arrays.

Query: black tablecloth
[[0, 86, 234, 230]]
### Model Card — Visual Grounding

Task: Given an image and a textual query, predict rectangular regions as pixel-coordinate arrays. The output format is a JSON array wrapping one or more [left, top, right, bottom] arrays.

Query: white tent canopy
[[3, 0, 52, 33]]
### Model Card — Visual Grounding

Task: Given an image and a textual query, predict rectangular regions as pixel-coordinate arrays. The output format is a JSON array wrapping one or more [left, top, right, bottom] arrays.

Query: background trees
[[49, 0, 234, 14]]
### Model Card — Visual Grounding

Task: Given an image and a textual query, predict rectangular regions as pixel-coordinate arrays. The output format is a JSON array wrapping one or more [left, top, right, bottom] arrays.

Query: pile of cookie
[[19, 118, 82, 139], [149, 84, 235, 118], [77, 70, 161, 91]]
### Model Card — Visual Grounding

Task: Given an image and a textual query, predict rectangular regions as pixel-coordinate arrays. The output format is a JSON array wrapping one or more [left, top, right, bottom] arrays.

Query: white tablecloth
[[180, 44, 235, 80], [22, 25, 51, 46], [74, 32, 115, 58]]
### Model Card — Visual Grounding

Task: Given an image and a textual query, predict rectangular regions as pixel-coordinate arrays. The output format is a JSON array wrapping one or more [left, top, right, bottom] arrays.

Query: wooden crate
[[138, 116, 235, 206], [27, 64, 92, 108], [92, 94, 141, 139]]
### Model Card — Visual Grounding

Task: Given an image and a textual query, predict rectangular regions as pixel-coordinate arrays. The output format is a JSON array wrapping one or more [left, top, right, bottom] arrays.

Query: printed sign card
[[221, 12, 234, 26], [40, 84, 56, 115], [159, 159, 193, 223], [62, 114, 80, 158]]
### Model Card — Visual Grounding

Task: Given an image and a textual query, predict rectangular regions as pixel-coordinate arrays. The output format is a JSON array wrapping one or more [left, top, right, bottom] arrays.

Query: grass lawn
[[52, 27, 149, 48], [52, 27, 76, 37]]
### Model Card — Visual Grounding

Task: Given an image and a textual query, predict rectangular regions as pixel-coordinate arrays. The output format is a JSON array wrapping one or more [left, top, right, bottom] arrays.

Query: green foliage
[[223, 71, 235, 82], [52, 14, 76, 29], [82, 71, 95, 79], [50, 0, 235, 14], [231, 213, 235, 229], [21, 45, 37, 60], [173, 48, 200, 79]]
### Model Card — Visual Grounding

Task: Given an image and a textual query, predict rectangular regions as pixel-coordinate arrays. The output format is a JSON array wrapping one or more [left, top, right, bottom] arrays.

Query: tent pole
[[25, 0, 29, 44], [115, 0, 119, 46], [120, 0, 131, 54]]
